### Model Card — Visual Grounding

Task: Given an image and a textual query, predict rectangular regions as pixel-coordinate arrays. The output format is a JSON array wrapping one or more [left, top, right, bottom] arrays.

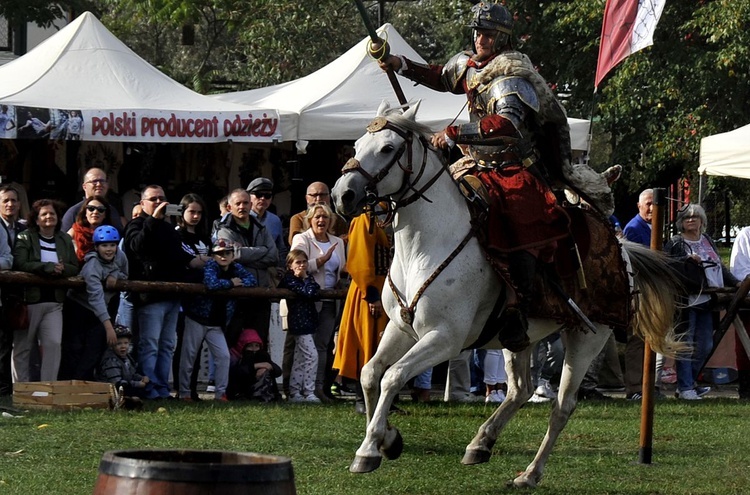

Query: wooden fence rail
[[0, 271, 348, 300]]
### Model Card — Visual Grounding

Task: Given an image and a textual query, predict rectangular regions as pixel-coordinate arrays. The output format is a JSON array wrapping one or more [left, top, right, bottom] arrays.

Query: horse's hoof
[[349, 455, 382, 473], [462, 449, 492, 465], [380, 428, 403, 460], [511, 472, 540, 488]]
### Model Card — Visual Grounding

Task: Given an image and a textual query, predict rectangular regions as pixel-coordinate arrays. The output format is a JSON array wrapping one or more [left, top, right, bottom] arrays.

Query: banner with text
[[0, 104, 282, 143]]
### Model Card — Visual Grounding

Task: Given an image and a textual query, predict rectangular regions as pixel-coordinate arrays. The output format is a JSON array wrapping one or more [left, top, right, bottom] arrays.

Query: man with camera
[[122, 184, 204, 400]]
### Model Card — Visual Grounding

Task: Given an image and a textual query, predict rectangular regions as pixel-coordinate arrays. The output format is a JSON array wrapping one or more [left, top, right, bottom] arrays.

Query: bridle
[[340, 116, 450, 220], [341, 115, 479, 327]]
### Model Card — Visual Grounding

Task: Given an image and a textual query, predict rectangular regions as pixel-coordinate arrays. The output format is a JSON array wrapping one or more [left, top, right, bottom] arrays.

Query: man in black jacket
[[123, 184, 203, 399]]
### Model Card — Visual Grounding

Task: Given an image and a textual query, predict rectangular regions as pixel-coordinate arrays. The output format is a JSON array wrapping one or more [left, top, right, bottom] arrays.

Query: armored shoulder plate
[[441, 51, 472, 93], [486, 76, 540, 113]]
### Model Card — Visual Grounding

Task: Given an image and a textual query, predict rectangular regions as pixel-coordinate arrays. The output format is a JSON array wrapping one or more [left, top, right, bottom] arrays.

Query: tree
[[0, 0, 96, 28]]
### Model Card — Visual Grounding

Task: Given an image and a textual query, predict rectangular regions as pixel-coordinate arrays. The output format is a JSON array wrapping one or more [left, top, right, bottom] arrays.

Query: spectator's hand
[[105, 275, 118, 290], [188, 256, 205, 269], [104, 320, 117, 346], [368, 300, 383, 319], [53, 261, 65, 275], [231, 277, 243, 287], [141, 376, 150, 385], [318, 243, 337, 265], [152, 202, 168, 220]]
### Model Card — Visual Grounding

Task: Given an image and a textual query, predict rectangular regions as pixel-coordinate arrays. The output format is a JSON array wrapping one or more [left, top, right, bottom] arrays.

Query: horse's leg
[[462, 345, 535, 465], [513, 326, 612, 488], [351, 328, 463, 473]]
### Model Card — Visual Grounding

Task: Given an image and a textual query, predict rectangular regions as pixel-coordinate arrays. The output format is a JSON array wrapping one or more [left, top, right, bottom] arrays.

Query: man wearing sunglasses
[[247, 177, 288, 280], [61, 167, 123, 234], [122, 184, 204, 400]]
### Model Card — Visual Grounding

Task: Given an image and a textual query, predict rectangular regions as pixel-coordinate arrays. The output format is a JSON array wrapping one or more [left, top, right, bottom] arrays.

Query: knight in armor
[[377, 2, 612, 351]]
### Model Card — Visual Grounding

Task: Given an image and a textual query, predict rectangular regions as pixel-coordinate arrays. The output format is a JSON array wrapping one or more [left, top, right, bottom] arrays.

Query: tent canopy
[[699, 124, 750, 179], [215, 23, 590, 151], [0, 12, 278, 143]]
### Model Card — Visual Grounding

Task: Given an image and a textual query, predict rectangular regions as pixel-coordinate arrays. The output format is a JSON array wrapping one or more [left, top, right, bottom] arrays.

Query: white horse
[[331, 102, 683, 488]]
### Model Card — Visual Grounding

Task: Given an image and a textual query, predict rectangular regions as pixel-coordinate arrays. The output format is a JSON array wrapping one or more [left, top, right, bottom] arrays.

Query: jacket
[[67, 249, 129, 323], [13, 229, 79, 303], [123, 212, 194, 304], [184, 259, 257, 327], [279, 272, 320, 335], [213, 214, 278, 288]]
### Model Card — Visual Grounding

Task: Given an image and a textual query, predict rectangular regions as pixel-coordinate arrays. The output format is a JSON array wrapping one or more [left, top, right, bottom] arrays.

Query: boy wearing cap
[[179, 238, 257, 401]]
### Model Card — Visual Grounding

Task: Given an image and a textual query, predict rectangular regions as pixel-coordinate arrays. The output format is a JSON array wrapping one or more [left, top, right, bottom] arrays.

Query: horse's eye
[[381, 144, 395, 154]]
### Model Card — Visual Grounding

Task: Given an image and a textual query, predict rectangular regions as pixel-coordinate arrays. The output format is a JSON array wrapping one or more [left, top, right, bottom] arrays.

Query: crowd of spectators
[[0, 170, 748, 406]]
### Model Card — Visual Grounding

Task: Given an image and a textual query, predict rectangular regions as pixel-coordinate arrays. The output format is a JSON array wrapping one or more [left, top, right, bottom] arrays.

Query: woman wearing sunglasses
[[67, 195, 113, 263], [664, 204, 740, 400]]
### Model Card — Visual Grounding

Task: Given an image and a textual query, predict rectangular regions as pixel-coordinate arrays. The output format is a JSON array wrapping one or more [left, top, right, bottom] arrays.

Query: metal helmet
[[468, 2, 513, 52], [93, 225, 120, 244]]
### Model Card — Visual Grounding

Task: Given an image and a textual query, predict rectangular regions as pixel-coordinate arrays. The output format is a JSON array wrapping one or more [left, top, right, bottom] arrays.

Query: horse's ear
[[376, 100, 391, 117], [402, 100, 421, 121]]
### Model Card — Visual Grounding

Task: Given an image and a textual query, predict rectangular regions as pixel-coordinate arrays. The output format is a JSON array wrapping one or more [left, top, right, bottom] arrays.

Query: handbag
[[5, 297, 30, 330]]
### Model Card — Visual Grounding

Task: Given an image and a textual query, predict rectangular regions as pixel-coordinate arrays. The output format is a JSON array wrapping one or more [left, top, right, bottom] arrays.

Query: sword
[[547, 278, 598, 334], [353, 0, 408, 106]]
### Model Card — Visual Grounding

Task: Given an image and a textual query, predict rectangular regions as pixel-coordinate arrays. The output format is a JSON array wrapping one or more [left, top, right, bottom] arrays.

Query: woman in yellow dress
[[333, 209, 390, 413]]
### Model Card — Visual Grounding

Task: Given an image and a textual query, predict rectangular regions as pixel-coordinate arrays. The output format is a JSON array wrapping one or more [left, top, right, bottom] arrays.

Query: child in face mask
[[227, 328, 281, 402]]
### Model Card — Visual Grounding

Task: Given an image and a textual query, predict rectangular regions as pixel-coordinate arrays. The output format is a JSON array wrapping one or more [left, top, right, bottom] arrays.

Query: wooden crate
[[13, 380, 113, 411]]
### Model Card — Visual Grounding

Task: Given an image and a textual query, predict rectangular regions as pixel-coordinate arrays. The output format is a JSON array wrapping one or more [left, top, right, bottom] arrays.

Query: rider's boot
[[498, 250, 536, 352]]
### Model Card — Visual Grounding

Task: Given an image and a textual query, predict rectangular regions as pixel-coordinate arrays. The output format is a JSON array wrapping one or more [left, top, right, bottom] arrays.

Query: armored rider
[[377, 2, 611, 351]]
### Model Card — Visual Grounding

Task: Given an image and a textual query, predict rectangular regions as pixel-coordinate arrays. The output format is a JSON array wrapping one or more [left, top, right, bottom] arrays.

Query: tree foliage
[[0, 0, 95, 28]]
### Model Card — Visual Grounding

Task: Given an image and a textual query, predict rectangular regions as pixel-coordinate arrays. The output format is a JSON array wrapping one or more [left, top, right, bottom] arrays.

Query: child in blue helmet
[[60, 225, 129, 380]]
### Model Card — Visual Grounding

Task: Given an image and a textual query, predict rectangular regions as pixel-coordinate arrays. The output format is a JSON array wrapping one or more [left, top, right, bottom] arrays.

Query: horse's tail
[[623, 241, 688, 357]]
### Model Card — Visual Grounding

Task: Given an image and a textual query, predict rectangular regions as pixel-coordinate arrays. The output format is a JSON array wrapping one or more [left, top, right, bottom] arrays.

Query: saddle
[[451, 161, 633, 332]]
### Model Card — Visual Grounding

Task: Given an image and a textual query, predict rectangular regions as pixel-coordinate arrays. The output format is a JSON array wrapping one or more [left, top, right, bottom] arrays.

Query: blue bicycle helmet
[[93, 225, 120, 244]]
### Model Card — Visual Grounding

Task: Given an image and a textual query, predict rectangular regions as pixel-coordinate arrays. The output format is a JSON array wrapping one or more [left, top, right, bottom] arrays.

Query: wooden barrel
[[93, 449, 296, 494]]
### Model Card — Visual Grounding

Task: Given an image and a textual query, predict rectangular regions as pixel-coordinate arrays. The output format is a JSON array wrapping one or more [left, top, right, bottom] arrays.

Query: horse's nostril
[[341, 190, 355, 204]]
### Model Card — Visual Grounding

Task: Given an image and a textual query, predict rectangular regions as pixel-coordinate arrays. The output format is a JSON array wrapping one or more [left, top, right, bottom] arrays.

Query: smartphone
[[164, 204, 185, 217]]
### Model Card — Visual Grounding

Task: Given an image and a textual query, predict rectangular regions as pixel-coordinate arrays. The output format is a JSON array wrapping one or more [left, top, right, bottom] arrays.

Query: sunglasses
[[253, 192, 273, 199], [86, 205, 106, 213], [213, 249, 235, 257], [144, 196, 166, 203]]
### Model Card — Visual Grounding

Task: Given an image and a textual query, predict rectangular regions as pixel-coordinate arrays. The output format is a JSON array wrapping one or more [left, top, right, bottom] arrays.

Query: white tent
[[0, 12, 279, 143], [698, 124, 750, 179], [215, 23, 590, 152]]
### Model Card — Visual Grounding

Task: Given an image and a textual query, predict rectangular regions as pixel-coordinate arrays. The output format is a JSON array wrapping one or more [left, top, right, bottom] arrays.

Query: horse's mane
[[380, 108, 435, 139]]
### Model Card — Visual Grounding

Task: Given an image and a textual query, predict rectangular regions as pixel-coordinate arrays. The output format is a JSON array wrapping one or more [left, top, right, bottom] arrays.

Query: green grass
[[1, 397, 749, 494]]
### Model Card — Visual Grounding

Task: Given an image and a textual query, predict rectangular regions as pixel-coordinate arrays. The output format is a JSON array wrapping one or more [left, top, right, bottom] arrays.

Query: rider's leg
[[498, 250, 536, 352]]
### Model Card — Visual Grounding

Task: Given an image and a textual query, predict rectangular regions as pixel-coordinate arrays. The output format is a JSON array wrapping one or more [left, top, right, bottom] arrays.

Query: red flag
[[595, 0, 667, 90]]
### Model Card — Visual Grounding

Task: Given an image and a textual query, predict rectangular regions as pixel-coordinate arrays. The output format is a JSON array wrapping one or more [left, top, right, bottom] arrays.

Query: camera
[[164, 204, 185, 217]]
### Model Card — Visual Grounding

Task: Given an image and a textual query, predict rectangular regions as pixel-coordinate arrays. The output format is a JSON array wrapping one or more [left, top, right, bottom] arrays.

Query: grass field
[[1, 395, 749, 495]]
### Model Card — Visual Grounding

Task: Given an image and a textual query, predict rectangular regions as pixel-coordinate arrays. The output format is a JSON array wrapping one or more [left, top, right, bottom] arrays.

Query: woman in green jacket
[[12, 199, 78, 382]]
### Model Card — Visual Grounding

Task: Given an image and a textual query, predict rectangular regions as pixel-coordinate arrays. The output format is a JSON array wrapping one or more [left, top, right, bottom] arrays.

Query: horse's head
[[332, 100, 434, 216]]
